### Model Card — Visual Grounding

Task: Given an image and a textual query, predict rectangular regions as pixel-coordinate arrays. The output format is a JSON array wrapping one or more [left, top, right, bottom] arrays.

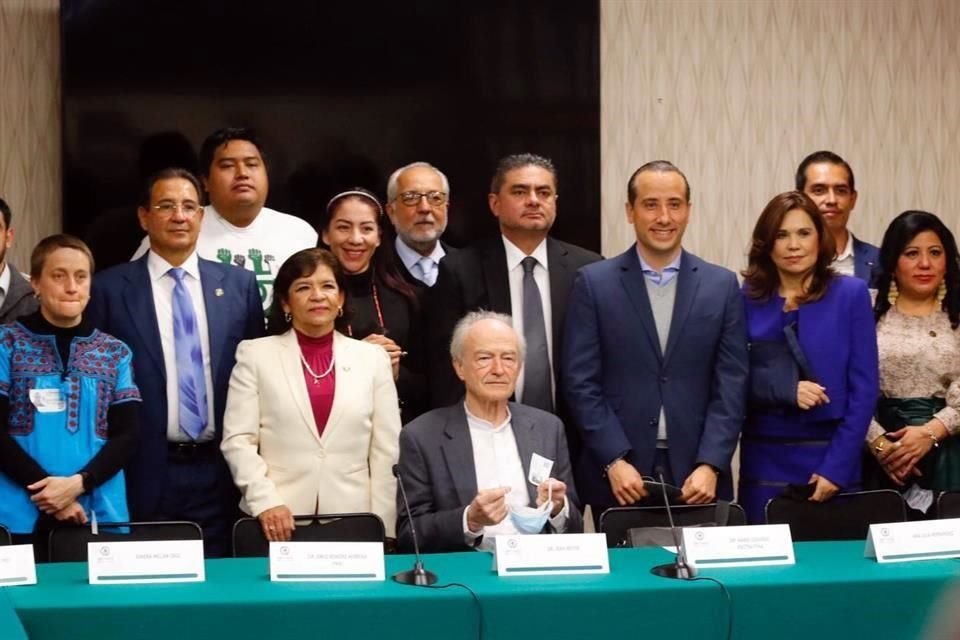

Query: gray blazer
[[396, 401, 582, 553], [0, 264, 38, 324]]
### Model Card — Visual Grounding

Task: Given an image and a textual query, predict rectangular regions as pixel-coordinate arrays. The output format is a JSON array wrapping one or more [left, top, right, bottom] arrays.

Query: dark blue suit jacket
[[86, 254, 264, 518], [561, 248, 749, 505], [852, 235, 879, 285]]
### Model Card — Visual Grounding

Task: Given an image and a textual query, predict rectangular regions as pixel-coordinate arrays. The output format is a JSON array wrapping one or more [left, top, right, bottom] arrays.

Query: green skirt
[[871, 397, 960, 491]]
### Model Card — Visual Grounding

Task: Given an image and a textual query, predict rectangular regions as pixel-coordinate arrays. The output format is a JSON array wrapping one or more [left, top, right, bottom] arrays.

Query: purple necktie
[[169, 268, 208, 440]]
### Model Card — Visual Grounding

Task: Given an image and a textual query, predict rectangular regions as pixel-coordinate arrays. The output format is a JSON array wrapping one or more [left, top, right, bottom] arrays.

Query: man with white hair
[[396, 311, 582, 553]]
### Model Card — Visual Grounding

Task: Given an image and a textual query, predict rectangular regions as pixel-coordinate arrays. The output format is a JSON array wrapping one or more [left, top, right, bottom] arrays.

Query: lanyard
[[346, 281, 385, 337]]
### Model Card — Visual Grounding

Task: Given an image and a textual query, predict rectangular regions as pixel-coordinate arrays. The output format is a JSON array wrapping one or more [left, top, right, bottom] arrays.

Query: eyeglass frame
[[150, 201, 203, 217], [396, 190, 448, 207]]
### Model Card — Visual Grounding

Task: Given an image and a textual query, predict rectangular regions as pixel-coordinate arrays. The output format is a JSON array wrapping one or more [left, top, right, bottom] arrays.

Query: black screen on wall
[[61, 0, 601, 269]]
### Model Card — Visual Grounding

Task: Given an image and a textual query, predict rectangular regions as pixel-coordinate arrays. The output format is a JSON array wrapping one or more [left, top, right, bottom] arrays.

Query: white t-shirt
[[133, 205, 318, 310]]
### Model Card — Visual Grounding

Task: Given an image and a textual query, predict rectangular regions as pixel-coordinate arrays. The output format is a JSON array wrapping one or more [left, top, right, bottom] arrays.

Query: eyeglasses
[[152, 202, 202, 217], [398, 191, 447, 206]]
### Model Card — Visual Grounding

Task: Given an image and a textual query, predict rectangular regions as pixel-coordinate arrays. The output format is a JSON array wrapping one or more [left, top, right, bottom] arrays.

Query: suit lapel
[[198, 260, 226, 392], [481, 238, 512, 314], [320, 332, 351, 443], [123, 256, 166, 376], [546, 238, 572, 348], [510, 405, 541, 505], [441, 405, 479, 507], [0, 268, 30, 318], [278, 330, 322, 444], [618, 249, 663, 361], [663, 251, 700, 365]]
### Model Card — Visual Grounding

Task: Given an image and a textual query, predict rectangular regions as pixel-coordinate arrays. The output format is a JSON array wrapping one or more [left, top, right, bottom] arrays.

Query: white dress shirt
[[0, 262, 10, 309], [394, 237, 445, 286], [461, 405, 568, 549], [502, 236, 554, 404], [831, 233, 856, 277], [147, 250, 216, 442]]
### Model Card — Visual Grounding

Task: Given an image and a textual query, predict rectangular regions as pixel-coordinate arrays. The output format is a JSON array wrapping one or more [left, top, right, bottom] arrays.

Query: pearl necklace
[[299, 353, 335, 384]]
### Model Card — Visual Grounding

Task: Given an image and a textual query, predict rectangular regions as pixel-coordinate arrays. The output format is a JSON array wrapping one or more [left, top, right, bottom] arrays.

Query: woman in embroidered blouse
[[739, 192, 878, 524], [0, 235, 140, 548], [865, 211, 960, 501], [221, 248, 401, 542], [319, 188, 424, 424]]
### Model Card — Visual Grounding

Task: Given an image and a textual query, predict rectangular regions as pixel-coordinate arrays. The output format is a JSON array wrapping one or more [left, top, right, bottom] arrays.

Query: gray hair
[[386, 162, 451, 202], [449, 310, 526, 363], [490, 153, 556, 194]]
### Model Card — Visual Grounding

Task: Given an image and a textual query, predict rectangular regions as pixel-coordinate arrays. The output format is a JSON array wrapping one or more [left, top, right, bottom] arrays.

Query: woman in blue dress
[[0, 235, 140, 553], [739, 192, 879, 523]]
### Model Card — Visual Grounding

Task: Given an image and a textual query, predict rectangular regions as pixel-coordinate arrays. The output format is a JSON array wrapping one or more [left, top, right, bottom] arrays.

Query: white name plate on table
[[0, 545, 37, 586], [683, 524, 795, 569], [88, 540, 205, 584], [270, 541, 384, 582], [866, 518, 960, 563], [494, 533, 609, 576]]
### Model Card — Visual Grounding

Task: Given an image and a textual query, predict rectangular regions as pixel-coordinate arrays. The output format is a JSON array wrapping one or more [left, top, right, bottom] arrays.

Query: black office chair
[[47, 521, 203, 562], [599, 502, 747, 548], [0, 523, 10, 546], [232, 513, 385, 557], [765, 489, 907, 541], [936, 491, 960, 519]]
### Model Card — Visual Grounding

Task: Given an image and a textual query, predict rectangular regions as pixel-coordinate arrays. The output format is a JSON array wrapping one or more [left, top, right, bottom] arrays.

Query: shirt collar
[[147, 249, 201, 283], [502, 235, 548, 271], [464, 402, 512, 432], [835, 233, 855, 261], [636, 247, 681, 275], [394, 236, 446, 271], [0, 261, 10, 296]]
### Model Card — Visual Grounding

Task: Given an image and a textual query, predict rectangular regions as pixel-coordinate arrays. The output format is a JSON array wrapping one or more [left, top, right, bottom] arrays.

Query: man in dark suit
[[385, 162, 458, 288], [0, 198, 39, 323], [398, 311, 581, 553], [796, 150, 879, 283], [562, 161, 748, 526], [426, 153, 601, 428], [87, 168, 264, 556]]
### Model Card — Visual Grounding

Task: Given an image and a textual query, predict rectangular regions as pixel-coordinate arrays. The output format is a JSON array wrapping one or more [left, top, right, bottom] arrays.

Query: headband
[[325, 189, 384, 217]]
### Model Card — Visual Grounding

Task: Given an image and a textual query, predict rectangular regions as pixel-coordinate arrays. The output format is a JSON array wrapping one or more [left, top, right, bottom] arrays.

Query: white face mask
[[508, 482, 553, 534]]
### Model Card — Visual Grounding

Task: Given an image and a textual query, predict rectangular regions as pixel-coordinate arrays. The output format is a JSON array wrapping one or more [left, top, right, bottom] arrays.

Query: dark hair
[[627, 160, 691, 204], [267, 248, 348, 335], [742, 191, 835, 303], [0, 198, 10, 228], [30, 234, 95, 279], [874, 210, 960, 328], [319, 187, 419, 310], [199, 127, 266, 178], [139, 167, 204, 208], [490, 153, 557, 194], [795, 150, 856, 192]]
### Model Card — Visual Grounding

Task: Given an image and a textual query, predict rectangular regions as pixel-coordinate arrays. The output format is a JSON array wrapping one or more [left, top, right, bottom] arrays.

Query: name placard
[[0, 545, 37, 587], [269, 541, 385, 581], [88, 540, 205, 584], [683, 524, 795, 569], [865, 518, 960, 563], [494, 533, 609, 576]]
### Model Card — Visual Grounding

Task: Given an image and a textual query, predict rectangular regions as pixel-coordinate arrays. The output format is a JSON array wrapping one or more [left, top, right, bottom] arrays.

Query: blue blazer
[[743, 276, 879, 489], [561, 248, 749, 505], [852, 235, 880, 285], [86, 254, 264, 518]]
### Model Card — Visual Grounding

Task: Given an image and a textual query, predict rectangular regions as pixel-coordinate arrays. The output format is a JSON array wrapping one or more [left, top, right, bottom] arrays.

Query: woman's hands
[[363, 334, 403, 380], [874, 420, 947, 485], [797, 382, 830, 410], [807, 473, 839, 502], [259, 505, 295, 542], [28, 474, 85, 514]]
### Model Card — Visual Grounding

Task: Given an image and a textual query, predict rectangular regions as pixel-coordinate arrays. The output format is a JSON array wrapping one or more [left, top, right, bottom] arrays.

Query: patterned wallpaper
[[0, 0, 60, 269], [600, 0, 960, 271]]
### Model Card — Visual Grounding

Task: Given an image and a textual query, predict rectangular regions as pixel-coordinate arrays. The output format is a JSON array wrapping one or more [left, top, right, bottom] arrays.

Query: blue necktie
[[418, 257, 437, 287], [169, 268, 208, 440]]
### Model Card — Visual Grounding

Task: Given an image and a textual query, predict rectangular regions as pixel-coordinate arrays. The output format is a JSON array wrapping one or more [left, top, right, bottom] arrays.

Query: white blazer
[[221, 330, 401, 537]]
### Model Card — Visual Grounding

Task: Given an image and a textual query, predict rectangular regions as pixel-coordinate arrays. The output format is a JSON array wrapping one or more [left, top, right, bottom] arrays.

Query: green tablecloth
[[4, 541, 959, 639], [0, 590, 27, 640]]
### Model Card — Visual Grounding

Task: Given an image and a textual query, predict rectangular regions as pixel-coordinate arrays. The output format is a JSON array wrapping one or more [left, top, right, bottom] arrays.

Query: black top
[[0, 311, 139, 491], [341, 269, 425, 424]]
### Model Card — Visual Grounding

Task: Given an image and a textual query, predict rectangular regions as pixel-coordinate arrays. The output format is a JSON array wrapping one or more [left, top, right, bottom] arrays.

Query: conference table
[[3, 541, 958, 640]]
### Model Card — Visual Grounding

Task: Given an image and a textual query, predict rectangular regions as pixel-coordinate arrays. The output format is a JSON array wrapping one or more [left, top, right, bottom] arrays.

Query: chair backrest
[[598, 502, 747, 548], [937, 491, 960, 519], [47, 521, 203, 563], [232, 513, 385, 557], [765, 489, 907, 541], [0, 523, 10, 546]]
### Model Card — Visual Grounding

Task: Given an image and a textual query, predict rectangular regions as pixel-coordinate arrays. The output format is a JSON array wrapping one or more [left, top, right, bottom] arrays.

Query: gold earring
[[937, 281, 947, 304], [337, 306, 344, 318], [888, 280, 899, 306]]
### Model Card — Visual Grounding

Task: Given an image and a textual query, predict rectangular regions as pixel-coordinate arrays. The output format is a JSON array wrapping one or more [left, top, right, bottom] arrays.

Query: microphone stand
[[650, 473, 698, 580], [392, 465, 438, 586]]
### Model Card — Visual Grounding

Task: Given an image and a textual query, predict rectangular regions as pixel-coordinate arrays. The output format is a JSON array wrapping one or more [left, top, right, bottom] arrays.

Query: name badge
[[865, 518, 960, 563], [88, 540, 205, 584], [528, 453, 555, 486], [0, 545, 37, 586], [494, 533, 609, 576], [270, 541, 384, 581], [683, 524, 795, 569], [29, 389, 65, 413]]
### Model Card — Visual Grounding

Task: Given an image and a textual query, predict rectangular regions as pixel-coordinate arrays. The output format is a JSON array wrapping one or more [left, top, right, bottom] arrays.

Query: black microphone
[[392, 464, 438, 586], [650, 472, 697, 580]]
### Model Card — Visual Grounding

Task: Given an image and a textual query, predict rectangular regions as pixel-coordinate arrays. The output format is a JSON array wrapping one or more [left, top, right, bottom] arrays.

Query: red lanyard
[[346, 282, 385, 337]]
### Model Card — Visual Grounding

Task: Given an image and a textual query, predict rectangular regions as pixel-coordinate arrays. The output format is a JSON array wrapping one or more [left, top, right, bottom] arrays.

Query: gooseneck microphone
[[650, 473, 698, 580], [392, 464, 438, 586]]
